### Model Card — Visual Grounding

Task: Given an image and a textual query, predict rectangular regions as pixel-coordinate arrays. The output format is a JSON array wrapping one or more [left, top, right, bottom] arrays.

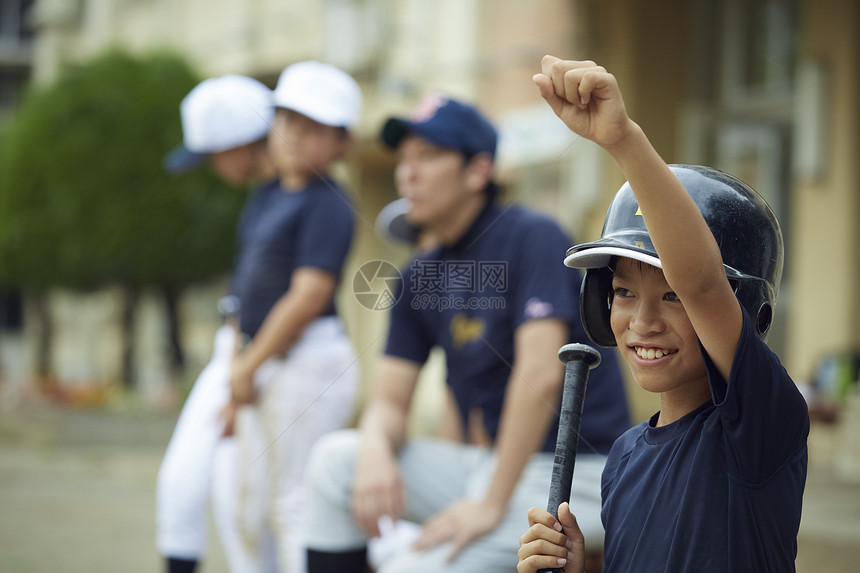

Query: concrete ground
[[0, 401, 859, 572], [0, 401, 230, 573]]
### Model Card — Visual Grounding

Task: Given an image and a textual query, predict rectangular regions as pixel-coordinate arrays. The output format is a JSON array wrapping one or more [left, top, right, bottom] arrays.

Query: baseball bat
[[538, 342, 602, 573]]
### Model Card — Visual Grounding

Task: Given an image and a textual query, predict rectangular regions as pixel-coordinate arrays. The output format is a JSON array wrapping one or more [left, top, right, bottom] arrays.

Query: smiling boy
[[517, 57, 809, 572]]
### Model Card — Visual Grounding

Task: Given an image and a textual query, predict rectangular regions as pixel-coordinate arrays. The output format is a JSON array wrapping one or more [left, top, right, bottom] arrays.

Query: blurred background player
[[368, 198, 492, 570], [373, 197, 488, 448], [226, 60, 362, 573], [156, 75, 278, 573], [303, 96, 630, 572]]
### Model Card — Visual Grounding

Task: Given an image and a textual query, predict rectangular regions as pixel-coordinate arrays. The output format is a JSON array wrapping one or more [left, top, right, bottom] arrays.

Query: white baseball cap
[[164, 75, 274, 173], [272, 61, 362, 129]]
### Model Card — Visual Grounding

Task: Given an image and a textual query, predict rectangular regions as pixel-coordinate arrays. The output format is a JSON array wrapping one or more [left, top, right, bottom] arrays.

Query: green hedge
[[0, 50, 244, 291]]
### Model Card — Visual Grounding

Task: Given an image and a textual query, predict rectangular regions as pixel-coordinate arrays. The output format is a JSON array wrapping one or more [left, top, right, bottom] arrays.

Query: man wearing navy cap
[[303, 96, 631, 572]]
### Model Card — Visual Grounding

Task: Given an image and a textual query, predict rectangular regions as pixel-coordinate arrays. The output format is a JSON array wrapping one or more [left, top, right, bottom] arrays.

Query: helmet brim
[[564, 242, 662, 270], [565, 241, 751, 284], [163, 145, 207, 173]]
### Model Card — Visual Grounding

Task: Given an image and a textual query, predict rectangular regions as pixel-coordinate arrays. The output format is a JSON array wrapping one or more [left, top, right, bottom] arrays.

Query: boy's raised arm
[[533, 56, 741, 378]]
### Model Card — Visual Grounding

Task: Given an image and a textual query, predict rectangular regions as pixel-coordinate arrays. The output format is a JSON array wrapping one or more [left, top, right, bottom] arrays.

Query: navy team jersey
[[600, 307, 809, 572], [385, 200, 630, 454], [231, 177, 354, 339]]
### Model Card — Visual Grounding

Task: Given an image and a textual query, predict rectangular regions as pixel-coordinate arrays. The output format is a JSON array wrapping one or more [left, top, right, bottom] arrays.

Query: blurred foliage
[[0, 50, 244, 291]]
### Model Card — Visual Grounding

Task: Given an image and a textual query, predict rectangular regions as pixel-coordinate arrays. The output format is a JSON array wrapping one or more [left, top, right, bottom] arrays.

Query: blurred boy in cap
[[227, 61, 362, 573], [164, 75, 276, 183], [302, 95, 630, 572], [157, 74, 278, 573]]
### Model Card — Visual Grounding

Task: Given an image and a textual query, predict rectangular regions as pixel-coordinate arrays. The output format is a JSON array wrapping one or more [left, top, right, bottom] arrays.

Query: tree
[[0, 50, 245, 386]]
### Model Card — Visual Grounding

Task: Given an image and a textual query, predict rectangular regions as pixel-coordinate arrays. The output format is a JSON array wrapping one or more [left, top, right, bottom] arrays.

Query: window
[[721, 0, 798, 111], [0, 0, 35, 43]]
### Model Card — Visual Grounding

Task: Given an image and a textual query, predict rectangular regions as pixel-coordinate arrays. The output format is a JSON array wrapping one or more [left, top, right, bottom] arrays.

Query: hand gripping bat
[[538, 343, 602, 573]]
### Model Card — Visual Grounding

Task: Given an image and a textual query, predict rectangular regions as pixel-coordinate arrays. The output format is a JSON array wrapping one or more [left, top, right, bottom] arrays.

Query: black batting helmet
[[564, 165, 784, 347]]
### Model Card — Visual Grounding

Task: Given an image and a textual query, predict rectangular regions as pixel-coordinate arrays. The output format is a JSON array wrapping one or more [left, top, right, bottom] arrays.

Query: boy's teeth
[[636, 347, 665, 359]]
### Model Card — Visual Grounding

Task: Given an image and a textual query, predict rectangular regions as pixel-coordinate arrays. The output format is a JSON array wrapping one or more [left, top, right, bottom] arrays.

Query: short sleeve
[[703, 307, 810, 483], [294, 184, 355, 277], [510, 216, 580, 327], [383, 262, 434, 366]]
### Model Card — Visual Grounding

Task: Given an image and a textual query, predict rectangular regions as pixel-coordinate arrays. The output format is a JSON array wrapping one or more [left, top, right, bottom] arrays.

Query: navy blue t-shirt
[[600, 307, 809, 572], [231, 177, 354, 338], [385, 201, 630, 454]]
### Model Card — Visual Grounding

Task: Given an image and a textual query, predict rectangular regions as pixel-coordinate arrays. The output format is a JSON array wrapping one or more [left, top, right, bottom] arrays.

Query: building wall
[[30, 0, 323, 83], [788, 0, 860, 379], [18, 0, 860, 417]]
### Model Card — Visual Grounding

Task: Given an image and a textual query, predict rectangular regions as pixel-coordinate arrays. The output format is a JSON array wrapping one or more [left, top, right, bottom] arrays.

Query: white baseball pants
[[156, 325, 276, 572], [247, 316, 359, 573]]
